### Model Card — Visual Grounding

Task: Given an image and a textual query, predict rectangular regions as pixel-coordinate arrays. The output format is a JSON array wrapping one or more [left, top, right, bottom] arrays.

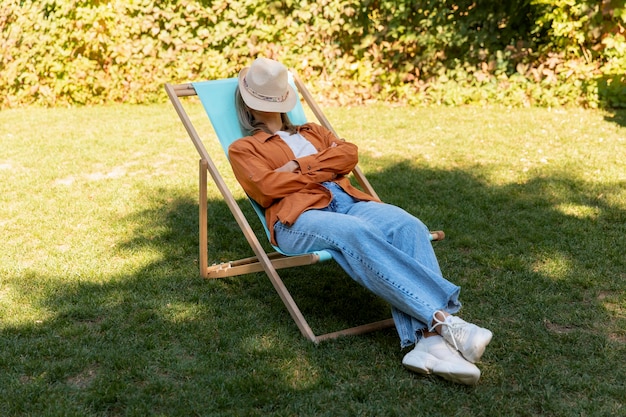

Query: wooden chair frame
[[165, 72, 442, 343]]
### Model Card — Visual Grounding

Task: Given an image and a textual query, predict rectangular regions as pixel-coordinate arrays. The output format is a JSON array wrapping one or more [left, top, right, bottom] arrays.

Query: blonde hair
[[235, 87, 298, 135]]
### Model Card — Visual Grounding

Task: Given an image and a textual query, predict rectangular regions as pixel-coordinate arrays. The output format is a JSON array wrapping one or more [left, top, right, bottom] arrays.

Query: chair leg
[[199, 159, 209, 278]]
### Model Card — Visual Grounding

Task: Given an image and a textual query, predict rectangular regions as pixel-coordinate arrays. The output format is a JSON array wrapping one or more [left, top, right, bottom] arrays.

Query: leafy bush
[[0, 0, 624, 108]]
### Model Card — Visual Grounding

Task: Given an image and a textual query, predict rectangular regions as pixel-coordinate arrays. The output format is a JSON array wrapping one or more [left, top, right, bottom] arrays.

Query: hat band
[[243, 77, 289, 103]]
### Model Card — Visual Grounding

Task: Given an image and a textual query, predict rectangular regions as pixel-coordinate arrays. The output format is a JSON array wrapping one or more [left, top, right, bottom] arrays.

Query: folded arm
[[228, 126, 359, 207]]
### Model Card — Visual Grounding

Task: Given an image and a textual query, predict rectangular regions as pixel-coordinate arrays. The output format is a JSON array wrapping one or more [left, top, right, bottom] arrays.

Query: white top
[[276, 130, 318, 158]]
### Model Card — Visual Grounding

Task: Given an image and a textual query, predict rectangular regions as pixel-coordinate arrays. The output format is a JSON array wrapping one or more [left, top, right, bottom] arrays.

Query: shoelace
[[428, 314, 462, 352]]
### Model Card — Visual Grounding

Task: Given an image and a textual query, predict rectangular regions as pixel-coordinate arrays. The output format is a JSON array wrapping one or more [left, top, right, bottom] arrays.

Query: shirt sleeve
[[295, 125, 359, 175], [228, 140, 335, 208], [228, 124, 360, 208]]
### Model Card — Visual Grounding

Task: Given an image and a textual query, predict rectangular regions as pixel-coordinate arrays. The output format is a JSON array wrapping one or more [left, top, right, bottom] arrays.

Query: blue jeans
[[274, 182, 462, 348]]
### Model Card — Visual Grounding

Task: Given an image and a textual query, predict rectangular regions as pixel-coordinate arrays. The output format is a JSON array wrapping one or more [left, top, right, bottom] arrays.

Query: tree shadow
[[4, 160, 625, 415]]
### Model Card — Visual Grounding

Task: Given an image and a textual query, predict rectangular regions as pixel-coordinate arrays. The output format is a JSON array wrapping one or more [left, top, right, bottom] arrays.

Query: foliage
[[0, 0, 625, 108]]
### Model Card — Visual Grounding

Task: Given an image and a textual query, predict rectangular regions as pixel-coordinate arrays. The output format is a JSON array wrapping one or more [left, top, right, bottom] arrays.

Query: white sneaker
[[431, 315, 493, 363], [402, 335, 481, 385]]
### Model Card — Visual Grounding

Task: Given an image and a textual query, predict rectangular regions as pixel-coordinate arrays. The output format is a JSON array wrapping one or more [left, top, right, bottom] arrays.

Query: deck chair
[[165, 71, 444, 343]]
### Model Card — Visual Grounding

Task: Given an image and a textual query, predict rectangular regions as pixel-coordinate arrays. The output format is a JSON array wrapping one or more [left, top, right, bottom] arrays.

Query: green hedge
[[1, 0, 625, 108]]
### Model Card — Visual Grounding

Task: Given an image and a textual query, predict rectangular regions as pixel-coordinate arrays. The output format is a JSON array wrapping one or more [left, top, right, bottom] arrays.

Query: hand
[[274, 160, 300, 173]]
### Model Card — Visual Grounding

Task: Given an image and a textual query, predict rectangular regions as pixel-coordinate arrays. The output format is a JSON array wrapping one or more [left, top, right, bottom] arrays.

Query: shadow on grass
[[3, 161, 625, 415], [603, 108, 626, 127]]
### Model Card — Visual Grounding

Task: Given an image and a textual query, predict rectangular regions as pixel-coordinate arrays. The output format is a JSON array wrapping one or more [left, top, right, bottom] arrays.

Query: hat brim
[[238, 67, 298, 113]]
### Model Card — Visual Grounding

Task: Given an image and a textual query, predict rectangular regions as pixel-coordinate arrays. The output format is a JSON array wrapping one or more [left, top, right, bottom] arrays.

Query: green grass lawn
[[1, 101, 625, 416]]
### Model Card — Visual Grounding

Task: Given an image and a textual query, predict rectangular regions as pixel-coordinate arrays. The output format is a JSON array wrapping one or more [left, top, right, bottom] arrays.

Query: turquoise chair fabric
[[192, 77, 332, 262]]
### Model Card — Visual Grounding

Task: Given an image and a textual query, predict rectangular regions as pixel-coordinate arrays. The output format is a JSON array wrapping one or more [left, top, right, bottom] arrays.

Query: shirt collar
[[251, 130, 274, 143], [251, 124, 310, 143]]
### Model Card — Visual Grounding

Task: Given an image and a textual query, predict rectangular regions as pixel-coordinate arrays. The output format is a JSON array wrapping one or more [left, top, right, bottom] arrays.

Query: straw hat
[[238, 57, 297, 113]]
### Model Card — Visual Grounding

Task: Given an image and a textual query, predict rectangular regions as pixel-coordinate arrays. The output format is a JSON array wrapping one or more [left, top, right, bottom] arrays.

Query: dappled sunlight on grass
[[554, 202, 601, 219], [242, 334, 278, 352], [241, 334, 322, 390], [161, 300, 207, 324], [279, 356, 321, 391], [0, 282, 55, 327], [532, 253, 574, 282]]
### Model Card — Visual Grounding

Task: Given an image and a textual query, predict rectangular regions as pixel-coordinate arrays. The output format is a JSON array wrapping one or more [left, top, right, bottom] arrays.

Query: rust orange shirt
[[228, 123, 380, 244]]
